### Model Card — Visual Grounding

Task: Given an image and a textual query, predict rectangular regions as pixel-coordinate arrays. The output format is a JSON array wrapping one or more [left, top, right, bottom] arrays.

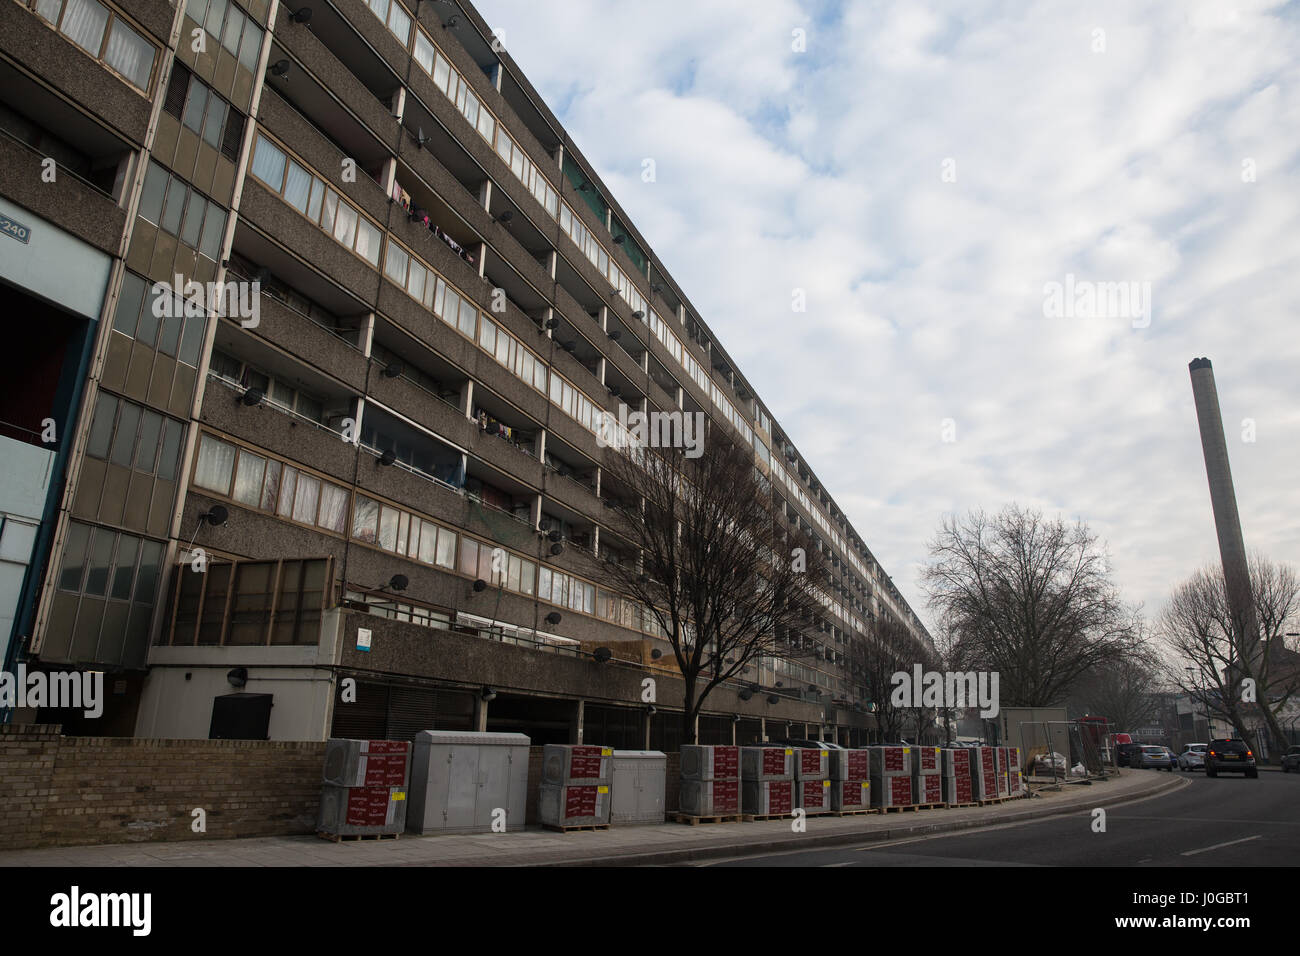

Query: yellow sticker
[[601, 748, 612, 756], [597, 786, 609, 794], [903, 747, 910, 753], [392, 792, 405, 801], [785, 748, 793, 755], [822, 780, 830, 787], [861, 782, 870, 789], [934, 748, 940, 754]]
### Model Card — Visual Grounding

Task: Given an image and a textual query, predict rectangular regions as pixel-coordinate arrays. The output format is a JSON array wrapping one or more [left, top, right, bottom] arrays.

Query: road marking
[[822, 861, 855, 867], [1180, 835, 1260, 857]]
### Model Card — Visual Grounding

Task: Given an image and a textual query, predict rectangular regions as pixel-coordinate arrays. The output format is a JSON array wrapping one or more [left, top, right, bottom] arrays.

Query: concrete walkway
[[0, 770, 1183, 867]]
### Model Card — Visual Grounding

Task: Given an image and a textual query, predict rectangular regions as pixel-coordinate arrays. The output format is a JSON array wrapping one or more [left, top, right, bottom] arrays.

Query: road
[[700, 769, 1300, 866]]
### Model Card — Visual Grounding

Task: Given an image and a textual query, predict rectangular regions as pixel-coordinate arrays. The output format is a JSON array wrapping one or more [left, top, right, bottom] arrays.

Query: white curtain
[[104, 20, 154, 90], [193, 436, 235, 494], [60, 0, 109, 56], [317, 483, 347, 533]]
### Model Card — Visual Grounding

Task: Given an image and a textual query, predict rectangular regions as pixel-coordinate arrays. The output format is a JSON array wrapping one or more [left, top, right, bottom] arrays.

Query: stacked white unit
[[741, 747, 794, 816], [829, 749, 871, 812], [869, 745, 913, 809], [911, 746, 944, 806], [610, 750, 667, 825], [679, 745, 741, 817], [972, 746, 998, 801], [999, 746, 1022, 796], [317, 738, 410, 837], [793, 748, 832, 815], [994, 746, 1011, 797], [406, 731, 530, 835], [538, 744, 613, 828], [942, 748, 976, 806]]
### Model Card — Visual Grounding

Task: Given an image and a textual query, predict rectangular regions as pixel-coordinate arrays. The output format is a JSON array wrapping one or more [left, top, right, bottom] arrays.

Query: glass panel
[[307, 177, 324, 222], [182, 78, 208, 132], [220, 5, 242, 53], [507, 555, 521, 592], [84, 527, 116, 596], [433, 54, 450, 92], [396, 511, 409, 556], [321, 188, 338, 233], [60, 0, 109, 56], [352, 496, 379, 543], [113, 272, 146, 337], [387, 2, 410, 44], [138, 161, 167, 223], [292, 472, 320, 525], [35, 0, 61, 24], [59, 522, 92, 592], [283, 160, 311, 213], [538, 567, 551, 602], [406, 261, 425, 301], [478, 317, 496, 353], [435, 526, 456, 568], [332, 201, 357, 248], [378, 506, 399, 552], [237, 19, 261, 72], [194, 434, 236, 493], [458, 298, 476, 337], [199, 201, 225, 260], [86, 392, 117, 460], [476, 544, 493, 582], [158, 311, 182, 356], [180, 190, 205, 246], [135, 540, 163, 604], [228, 560, 272, 645], [232, 450, 265, 505], [158, 418, 183, 481], [458, 537, 477, 576], [134, 410, 162, 473], [160, 178, 185, 235], [355, 218, 380, 266], [385, 243, 408, 284], [520, 559, 534, 595], [110, 535, 139, 600], [414, 33, 434, 75], [318, 483, 347, 533], [417, 519, 437, 564], [109, 401, 141, 467], [250, 136, 286, 189], [260, 458, 281, 511], [104, 19, 154, 90], [179, 310, 205, 366]]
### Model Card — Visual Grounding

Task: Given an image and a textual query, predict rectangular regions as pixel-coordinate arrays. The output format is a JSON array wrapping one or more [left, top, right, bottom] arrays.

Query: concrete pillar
[[1189, 358, 1258, 642], [460, 380, 475, 419], [730, 719, 737, 745], [641, 710, 652, 749], [473, 696, 488, 732], [759, 717, 766, 742], [570, 698, 585, 744]]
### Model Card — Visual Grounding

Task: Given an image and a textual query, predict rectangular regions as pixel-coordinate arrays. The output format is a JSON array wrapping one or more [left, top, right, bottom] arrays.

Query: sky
[[472, 0, 1300, 635]]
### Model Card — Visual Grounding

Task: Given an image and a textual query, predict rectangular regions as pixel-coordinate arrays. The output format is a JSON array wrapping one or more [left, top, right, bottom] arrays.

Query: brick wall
[[0, 725, 326, 849]]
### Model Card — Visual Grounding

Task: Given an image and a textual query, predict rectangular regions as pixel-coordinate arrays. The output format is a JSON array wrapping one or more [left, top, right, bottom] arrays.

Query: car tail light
[[1209, 750, 1216, 756], [1247, 751, 1253, 757]]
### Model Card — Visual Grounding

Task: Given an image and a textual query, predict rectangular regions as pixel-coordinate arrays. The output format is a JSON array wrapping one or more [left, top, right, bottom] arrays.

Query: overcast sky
[[473, 0, 1300, 634]]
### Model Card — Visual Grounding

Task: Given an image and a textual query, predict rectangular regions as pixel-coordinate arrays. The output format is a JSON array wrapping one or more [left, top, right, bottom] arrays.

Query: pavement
[[0, 769, 1183, 867]]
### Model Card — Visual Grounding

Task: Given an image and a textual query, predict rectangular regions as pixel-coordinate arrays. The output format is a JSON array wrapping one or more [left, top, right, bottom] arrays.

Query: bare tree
[[922, 505, 1133, 707], [1159, 553, 1300, 760], [592, 423, 829, 745], [1067, 638, 1162, 734], [858, 611, 938, 742]]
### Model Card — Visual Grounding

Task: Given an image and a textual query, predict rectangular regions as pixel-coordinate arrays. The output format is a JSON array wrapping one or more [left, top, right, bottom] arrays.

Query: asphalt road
[[700, 769, 1300, 866]]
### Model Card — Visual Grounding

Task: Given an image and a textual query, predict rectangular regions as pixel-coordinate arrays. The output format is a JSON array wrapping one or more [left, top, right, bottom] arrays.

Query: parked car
[[1137, 745, 1175, 771], [1178, 744, 1207, 771], [1282, 745, 1300, 773], [1205, 738, 1257, 778], [1116, 742, 1143, 767], [773, 739, 845, 750]]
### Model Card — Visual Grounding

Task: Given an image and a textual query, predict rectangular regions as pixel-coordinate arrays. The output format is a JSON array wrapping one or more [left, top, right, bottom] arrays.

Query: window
[[192, 432, 348, 536], [249, 133, 381, 267], [169, 556, 329, 647], [185, 0, 262, 73], [136, 162, 227, 261], [208, 348, 327, 423], [25, 0, 157, 93], [85, 394, 185, 478]]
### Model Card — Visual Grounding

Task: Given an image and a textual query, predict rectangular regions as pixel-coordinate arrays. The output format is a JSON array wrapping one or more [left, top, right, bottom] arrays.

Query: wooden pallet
[[674, 813, 745, 826], [878, 804, 919, 813], [741, 813, 791, 822], [316, 831, 400, 843], [945, 802, 979, 809], [977, 794, 1022, 806], [914, 803, 944, 811], [542, 823, 610, 833], [830, 808, 879, 816]]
